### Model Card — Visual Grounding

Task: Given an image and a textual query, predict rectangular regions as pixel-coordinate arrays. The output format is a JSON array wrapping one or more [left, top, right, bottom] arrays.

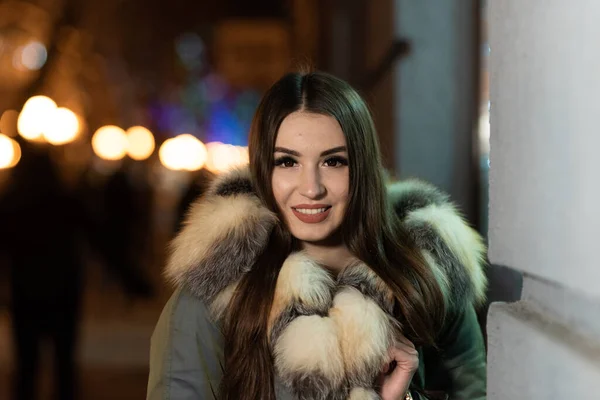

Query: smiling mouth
[[291, 206, 332, 223], [293, 207, 329, 214]]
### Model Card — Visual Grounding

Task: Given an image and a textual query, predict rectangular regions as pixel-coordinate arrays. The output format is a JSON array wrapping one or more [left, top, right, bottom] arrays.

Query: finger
[[395, 334, 415, 349], [387, 342, 409, 359], [390, 343, 418, 359], [380, 361, 391, 374], [388, 346, 419, 372], [383, 364, 416, 398], [391, 349, 419, 369]]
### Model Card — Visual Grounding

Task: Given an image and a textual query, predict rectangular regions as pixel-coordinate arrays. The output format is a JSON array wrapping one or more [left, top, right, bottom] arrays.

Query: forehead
[[275, 111, 346, 150]]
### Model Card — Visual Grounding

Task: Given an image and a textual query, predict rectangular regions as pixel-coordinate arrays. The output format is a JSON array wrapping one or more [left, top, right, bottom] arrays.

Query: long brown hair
[[219, 71, 445, 400]]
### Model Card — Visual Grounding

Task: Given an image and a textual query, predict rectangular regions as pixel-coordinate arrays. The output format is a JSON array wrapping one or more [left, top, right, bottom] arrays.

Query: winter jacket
[[147, 168, 487, 400]]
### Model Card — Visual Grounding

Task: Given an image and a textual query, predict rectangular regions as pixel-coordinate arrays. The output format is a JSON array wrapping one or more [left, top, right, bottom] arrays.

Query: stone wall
[[487, 1, 600, 398]]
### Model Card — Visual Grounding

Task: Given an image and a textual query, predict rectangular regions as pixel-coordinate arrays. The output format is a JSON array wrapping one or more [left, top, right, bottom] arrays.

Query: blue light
[[206, 101, 246, 146]]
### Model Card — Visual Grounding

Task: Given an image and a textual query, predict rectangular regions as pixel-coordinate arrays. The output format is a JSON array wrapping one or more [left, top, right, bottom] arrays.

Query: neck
[[300, 241, 355, 274]]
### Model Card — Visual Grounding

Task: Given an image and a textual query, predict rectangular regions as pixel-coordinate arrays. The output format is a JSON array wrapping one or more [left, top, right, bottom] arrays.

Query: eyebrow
[[274, 146, 347, 157]]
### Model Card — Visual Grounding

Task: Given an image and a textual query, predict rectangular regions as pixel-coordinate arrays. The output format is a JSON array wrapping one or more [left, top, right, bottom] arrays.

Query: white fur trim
[[421, 250, 451, 303], [206, 166, 251, 195], [165, 193, 276, 283], [406, 203, 487, 303], [209, 282, 238, 320], [330, 288, 393, 377], [348, 387, 380, 400], [269, 252, 335, 331], [387, 178, 440, 202], [274, 315, 345, 386]]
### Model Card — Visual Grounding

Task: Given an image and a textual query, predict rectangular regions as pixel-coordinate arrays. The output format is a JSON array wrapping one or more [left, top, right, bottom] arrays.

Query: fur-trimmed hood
[[166, 167, 487, 400]]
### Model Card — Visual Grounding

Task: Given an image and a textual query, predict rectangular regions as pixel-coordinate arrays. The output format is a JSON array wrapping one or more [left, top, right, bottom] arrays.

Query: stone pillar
[[487, 1, 600, 398]]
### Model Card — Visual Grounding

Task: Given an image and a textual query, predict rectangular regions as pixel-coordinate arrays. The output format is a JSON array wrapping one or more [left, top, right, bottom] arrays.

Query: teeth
[[295, 208, 328, 215]]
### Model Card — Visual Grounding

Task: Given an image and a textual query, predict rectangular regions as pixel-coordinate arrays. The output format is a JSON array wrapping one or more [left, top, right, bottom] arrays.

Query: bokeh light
[[126, 126, 155, 160], [179, 134, 207, 171], [236, 146, 249, 165], [205, 142, 249, 174], [92, 125, 128, 161], [20, 41, 48, 70], [158, 138, 180, 170], [159, 134, 207, 171], [17, 95, 57, 140], [44, 107, 80, 145], [0, 134, 21, 169], [205, 142, 231, 173]]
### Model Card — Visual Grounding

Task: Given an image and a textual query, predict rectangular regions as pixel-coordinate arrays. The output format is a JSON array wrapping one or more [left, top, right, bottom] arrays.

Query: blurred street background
[[0, 0, 508, 399]]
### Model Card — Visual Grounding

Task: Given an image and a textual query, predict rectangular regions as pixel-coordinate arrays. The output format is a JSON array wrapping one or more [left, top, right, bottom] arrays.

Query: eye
[[274, 156, 297, 168], [323, 156, 348, 168]]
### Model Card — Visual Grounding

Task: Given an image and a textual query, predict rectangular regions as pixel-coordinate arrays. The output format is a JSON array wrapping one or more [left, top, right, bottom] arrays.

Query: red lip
[[291, 205, 331, 224]]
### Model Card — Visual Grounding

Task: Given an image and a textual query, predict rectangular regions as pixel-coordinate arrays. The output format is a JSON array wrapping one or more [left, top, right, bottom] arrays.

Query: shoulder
[[148, 287, 226, 399], [388, 179, 450, 219], [387, 179, 488, 310], [149, 286, 224, 377], [165, 167, 277, 303], [152, 286, 222, 344]]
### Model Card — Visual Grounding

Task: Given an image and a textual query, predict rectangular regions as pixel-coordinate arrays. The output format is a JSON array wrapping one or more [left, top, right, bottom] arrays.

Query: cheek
[[327, 172, 350, 204], [271, 171, 291, 208]]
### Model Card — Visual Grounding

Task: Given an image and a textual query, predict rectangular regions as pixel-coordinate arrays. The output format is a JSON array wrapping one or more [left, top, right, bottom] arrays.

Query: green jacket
[[147, 168, 487, 400]]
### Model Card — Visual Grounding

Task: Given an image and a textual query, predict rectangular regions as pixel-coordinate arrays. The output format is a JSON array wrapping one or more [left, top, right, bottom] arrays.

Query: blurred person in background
[[147, 70, 487, 400], [0, 141, 153, 400], [0, 142, 84, 400], [99, 165, 155, 299]]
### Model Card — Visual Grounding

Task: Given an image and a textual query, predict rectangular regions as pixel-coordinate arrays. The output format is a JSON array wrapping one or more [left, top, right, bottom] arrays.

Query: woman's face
[[272, 111, 350, 244]]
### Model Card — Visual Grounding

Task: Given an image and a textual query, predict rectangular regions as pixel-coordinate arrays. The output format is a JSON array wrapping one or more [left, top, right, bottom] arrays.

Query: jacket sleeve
[[147, 286, 224, 400], [425, 305, 487, 400], [389, 179, 488, 400]]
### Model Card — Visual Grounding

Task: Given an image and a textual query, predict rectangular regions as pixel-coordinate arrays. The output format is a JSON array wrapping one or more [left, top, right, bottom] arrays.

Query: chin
[[292, 231, 331, 243], [288, 223, 339, 244], [283, 212, 344, 244]]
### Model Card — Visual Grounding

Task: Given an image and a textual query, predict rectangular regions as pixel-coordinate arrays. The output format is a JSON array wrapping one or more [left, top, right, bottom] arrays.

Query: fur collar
[[166, 167, 487, 400]]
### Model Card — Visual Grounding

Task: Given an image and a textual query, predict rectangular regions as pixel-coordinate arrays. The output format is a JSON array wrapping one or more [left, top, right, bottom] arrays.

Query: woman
[[147, 71, 487, 400]]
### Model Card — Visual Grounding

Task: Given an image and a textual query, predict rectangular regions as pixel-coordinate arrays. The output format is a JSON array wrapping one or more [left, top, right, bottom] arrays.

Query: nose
[[299, 167, 325, 199]]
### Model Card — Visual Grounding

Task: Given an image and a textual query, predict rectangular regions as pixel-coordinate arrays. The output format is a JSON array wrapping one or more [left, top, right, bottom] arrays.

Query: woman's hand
[[377, 335, 419, 400]]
